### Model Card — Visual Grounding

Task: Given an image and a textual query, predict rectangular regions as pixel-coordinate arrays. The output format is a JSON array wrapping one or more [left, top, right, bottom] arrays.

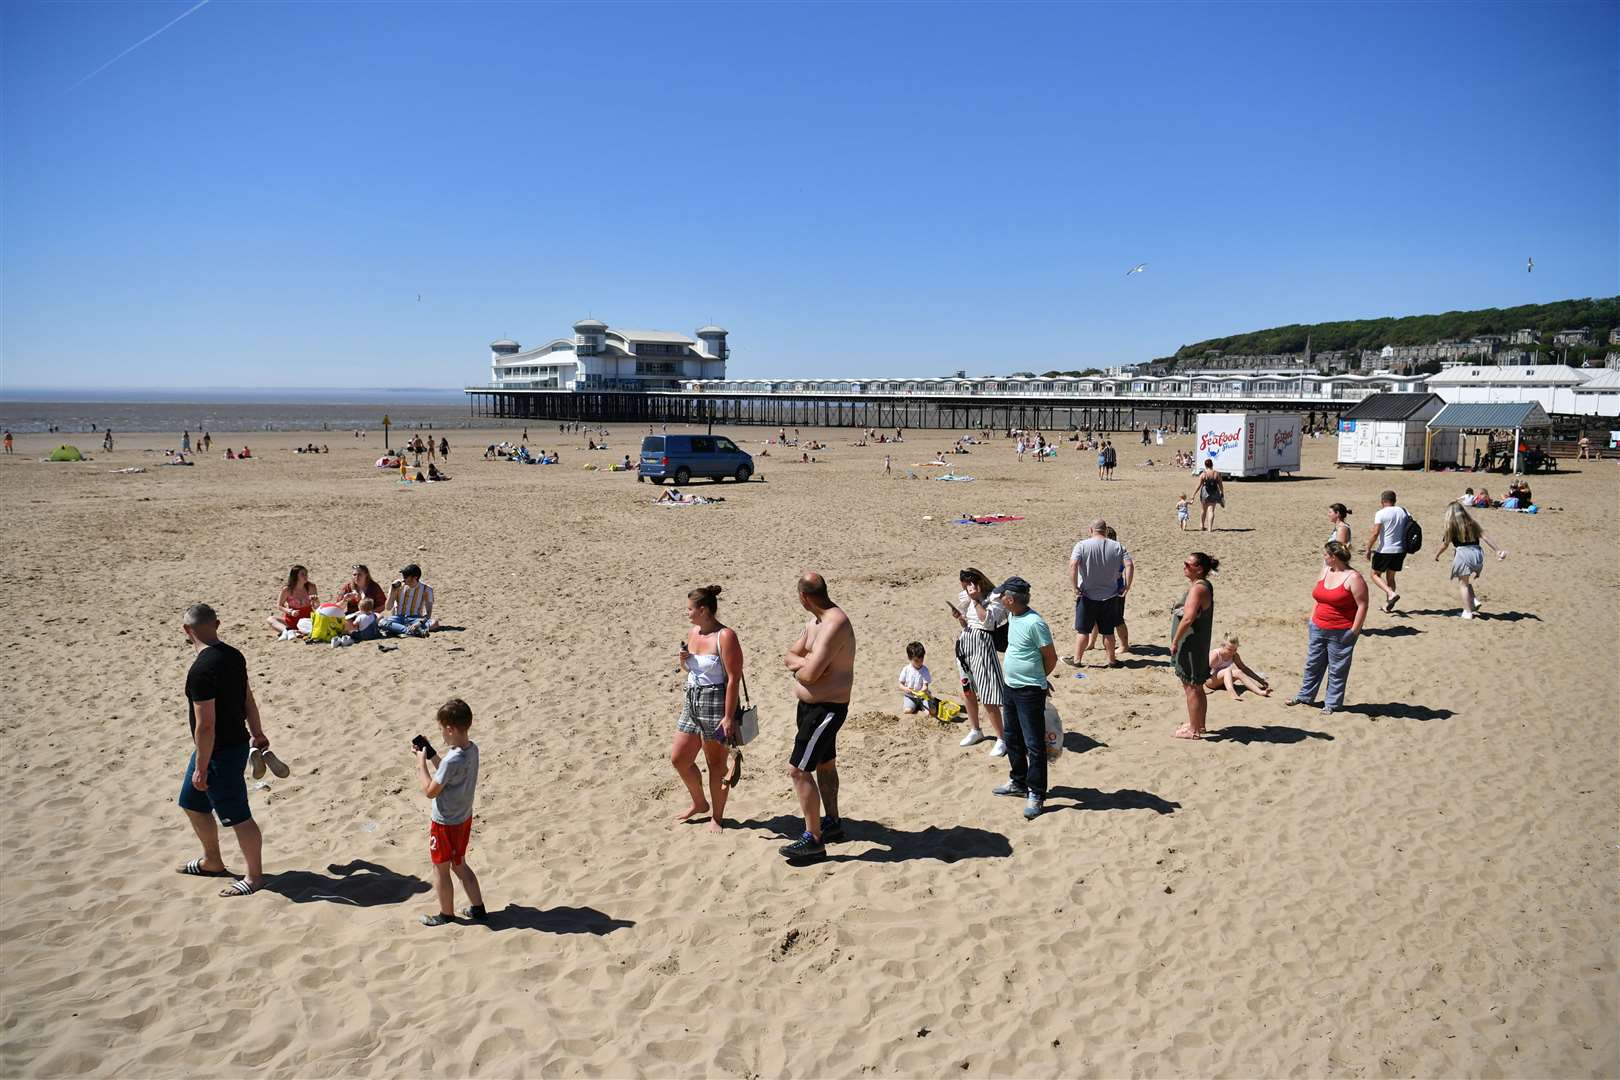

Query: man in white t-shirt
[[1364, 489, 1410, 613]]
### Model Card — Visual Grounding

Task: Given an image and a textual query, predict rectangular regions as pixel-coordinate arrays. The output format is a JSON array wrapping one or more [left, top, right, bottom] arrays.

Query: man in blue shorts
[[175, 603, 272, 897]]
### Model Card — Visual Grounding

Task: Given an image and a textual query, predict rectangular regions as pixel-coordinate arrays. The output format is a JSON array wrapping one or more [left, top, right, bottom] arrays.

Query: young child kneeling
[[414, 698, 486, 927], [898, 641, 933, 715]]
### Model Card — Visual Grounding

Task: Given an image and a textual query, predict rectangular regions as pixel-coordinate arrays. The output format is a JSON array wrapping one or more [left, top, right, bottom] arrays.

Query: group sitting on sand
[[268, 562, 439, 641]]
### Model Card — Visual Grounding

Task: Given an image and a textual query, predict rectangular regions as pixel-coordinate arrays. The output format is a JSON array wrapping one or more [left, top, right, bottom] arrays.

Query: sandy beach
[[1, 425, 1615, 1078]]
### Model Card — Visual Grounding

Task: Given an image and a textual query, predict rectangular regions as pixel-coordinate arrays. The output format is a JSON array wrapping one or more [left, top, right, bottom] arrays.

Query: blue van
[[639, 434, 754, 484]]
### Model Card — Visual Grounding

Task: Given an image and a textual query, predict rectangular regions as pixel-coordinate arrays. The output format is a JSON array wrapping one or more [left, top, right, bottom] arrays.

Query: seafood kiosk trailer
[[1195, 412, 1302, 478]]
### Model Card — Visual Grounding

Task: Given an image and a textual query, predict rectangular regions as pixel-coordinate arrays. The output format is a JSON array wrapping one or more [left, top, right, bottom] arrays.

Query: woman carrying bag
[[671, 584, 746, 832]]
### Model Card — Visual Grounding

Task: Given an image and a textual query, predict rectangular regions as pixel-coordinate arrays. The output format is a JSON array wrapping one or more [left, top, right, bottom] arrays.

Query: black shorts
[[1075, 595, 1122, 635], [1371, 552, 1406, 573], [790, 701, 848, 771]]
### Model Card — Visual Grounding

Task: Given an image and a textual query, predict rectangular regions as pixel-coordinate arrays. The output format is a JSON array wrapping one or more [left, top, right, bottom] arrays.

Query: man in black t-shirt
[[176, 603, 270, 897]]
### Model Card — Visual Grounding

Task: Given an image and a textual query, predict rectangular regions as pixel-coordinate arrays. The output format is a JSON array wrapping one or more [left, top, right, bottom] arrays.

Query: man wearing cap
[[1069, 519, 1127, 668], [991, 577, 1058, 819], [175, 603, 271, 897], [380, 563, 436, 637]]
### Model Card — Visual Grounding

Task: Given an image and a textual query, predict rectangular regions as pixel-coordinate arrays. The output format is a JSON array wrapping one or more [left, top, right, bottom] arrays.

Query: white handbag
[[732, 674, 760, 746]]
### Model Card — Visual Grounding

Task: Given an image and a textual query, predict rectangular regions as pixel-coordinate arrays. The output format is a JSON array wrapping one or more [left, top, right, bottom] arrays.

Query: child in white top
[[898, 642, 932, 714], [1176, 494, 1190, 530], [345, 597, 380, 641]]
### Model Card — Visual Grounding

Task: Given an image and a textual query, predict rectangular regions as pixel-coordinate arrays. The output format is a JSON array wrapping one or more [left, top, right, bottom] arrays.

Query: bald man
[[781, 572, 857, 861]]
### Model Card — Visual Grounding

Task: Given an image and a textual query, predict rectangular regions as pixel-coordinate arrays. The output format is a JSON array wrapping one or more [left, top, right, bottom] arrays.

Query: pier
[[463, 386, 1349, 431]]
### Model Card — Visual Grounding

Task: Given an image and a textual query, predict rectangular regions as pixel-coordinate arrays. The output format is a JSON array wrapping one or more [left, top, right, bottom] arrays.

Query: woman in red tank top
[[1286, 542, 1368, 715]]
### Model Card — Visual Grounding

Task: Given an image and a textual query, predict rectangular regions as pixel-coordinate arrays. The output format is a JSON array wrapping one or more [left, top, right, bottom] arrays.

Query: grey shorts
[[677, 683, 727, 742]]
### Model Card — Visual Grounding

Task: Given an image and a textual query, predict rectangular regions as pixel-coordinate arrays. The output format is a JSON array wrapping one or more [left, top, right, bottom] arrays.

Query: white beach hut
[[1336, 393, 1452, 468]]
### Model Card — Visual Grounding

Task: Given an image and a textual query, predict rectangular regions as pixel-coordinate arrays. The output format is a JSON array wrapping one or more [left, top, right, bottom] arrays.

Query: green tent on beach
[[48, 445, 85, 462]]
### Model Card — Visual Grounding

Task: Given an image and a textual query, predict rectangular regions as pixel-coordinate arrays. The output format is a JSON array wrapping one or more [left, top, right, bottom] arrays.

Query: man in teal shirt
[[991, 577, 1059, 819]]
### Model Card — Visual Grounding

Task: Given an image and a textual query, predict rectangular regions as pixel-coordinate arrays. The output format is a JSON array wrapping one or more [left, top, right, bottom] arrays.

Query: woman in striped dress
[[950, 568, 1008, 757]]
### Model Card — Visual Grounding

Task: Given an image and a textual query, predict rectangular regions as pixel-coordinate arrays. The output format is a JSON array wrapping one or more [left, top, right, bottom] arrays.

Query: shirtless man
[[781, 572, 856, 862]]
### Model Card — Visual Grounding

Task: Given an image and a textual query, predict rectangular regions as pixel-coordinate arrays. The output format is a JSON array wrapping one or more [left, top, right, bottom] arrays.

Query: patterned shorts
[[677, 683, 727, 742]]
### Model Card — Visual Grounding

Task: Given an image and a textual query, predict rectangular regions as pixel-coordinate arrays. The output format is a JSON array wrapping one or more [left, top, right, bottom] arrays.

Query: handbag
[[731, 672, 760, 746]]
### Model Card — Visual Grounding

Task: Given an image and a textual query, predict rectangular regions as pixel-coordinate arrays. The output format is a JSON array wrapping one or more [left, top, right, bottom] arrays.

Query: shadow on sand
[[1339, 702, 1455, 721], [1400, 608, 1541, 623], [739, 814, 1012, 864], [266, 860, 430, 906], [1205, 725, 1334, 745], [474, 904, 636, 935], [1042, 787, 1181, 815]]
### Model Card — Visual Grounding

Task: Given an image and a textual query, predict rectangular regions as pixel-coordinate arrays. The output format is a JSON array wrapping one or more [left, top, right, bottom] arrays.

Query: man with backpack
[[1365, 490, 1418, 613]]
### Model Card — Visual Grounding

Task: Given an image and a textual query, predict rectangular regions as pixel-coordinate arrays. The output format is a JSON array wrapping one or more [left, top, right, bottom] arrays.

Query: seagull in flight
[[1526, 257, 1533, 273], [1126, 263, 1147, 276]]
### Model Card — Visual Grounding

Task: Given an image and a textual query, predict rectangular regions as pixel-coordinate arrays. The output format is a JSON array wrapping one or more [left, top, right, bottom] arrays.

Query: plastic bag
[[1044, 698, 1064, 762]]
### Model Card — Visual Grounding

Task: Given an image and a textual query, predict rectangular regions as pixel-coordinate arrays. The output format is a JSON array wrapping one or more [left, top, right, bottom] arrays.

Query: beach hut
[[1336, 393, 1450, 468], [48, 445, 84, 462], [1424, 401, 1552, 473]]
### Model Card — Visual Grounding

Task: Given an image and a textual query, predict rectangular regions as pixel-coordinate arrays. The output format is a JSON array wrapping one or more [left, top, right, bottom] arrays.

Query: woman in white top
[[948, 568, 1008, 756], [1326, 503, 1353, 547], [671, 584, 744, 831]]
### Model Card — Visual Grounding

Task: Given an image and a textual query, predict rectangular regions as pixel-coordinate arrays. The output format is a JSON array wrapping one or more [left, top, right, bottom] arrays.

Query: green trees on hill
[[1172, 297, 1619, 359]]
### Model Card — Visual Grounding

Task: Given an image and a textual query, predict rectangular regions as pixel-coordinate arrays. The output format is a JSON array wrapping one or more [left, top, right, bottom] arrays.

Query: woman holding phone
[[670, 584, 744, 832], [949, 568, 1008, 756]]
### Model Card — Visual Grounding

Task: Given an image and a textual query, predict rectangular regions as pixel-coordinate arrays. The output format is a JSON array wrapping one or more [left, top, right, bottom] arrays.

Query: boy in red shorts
[[413, 698, 486, 926]]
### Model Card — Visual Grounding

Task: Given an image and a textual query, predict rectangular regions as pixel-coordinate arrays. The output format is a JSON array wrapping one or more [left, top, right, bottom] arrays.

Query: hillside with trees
[[1171, 297, 1618, 359]]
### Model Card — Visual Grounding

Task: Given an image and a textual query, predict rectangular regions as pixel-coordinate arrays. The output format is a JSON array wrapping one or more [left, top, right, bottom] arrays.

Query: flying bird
[[1526, 257, 1533, 273], [1126, 263, 1147, 276]]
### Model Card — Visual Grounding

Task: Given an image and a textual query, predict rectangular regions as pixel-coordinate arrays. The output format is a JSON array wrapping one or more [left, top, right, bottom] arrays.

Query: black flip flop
[[178, 858, 233, 878]]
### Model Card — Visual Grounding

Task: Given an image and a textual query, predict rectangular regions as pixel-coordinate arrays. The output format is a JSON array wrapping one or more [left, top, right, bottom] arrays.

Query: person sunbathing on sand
[[1205, 633, 1270, 701]]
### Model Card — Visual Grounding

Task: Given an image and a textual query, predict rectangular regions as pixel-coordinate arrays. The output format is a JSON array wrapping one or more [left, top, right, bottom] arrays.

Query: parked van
[[639, 434, 754, 484]]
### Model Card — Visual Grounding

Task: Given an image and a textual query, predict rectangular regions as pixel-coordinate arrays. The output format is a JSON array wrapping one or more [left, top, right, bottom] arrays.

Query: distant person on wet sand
[[1197, 459, 1224, 530], [1433, 501, 1507, 618], [671, 585, 745, 832], [780, 573, 856, 862], [3, 431, 12, 454], [175, 603, 272, 898]]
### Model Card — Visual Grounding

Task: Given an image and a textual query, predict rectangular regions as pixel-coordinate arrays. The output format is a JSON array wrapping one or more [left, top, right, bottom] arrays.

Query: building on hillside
[[1552, 327, 1594, 346], [1423, 364, 1594, 414], [1510, 328, 1540, 345], [486, 319, 728, 391], [1608, 328, 1620, 346]]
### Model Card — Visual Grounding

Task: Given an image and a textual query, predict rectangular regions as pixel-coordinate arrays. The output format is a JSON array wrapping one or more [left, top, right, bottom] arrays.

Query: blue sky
[[3, 1, 1615, 389]]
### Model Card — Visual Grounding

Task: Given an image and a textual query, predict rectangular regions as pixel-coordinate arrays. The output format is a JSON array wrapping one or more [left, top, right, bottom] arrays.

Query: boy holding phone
[[412, 698, 486, 926]]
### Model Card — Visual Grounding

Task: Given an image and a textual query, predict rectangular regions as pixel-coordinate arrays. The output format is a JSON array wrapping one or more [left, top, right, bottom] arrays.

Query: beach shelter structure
[[48, 445, 84, 462], [1336, 393, 1450, 468], [1424, 402, 1552, 473]]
